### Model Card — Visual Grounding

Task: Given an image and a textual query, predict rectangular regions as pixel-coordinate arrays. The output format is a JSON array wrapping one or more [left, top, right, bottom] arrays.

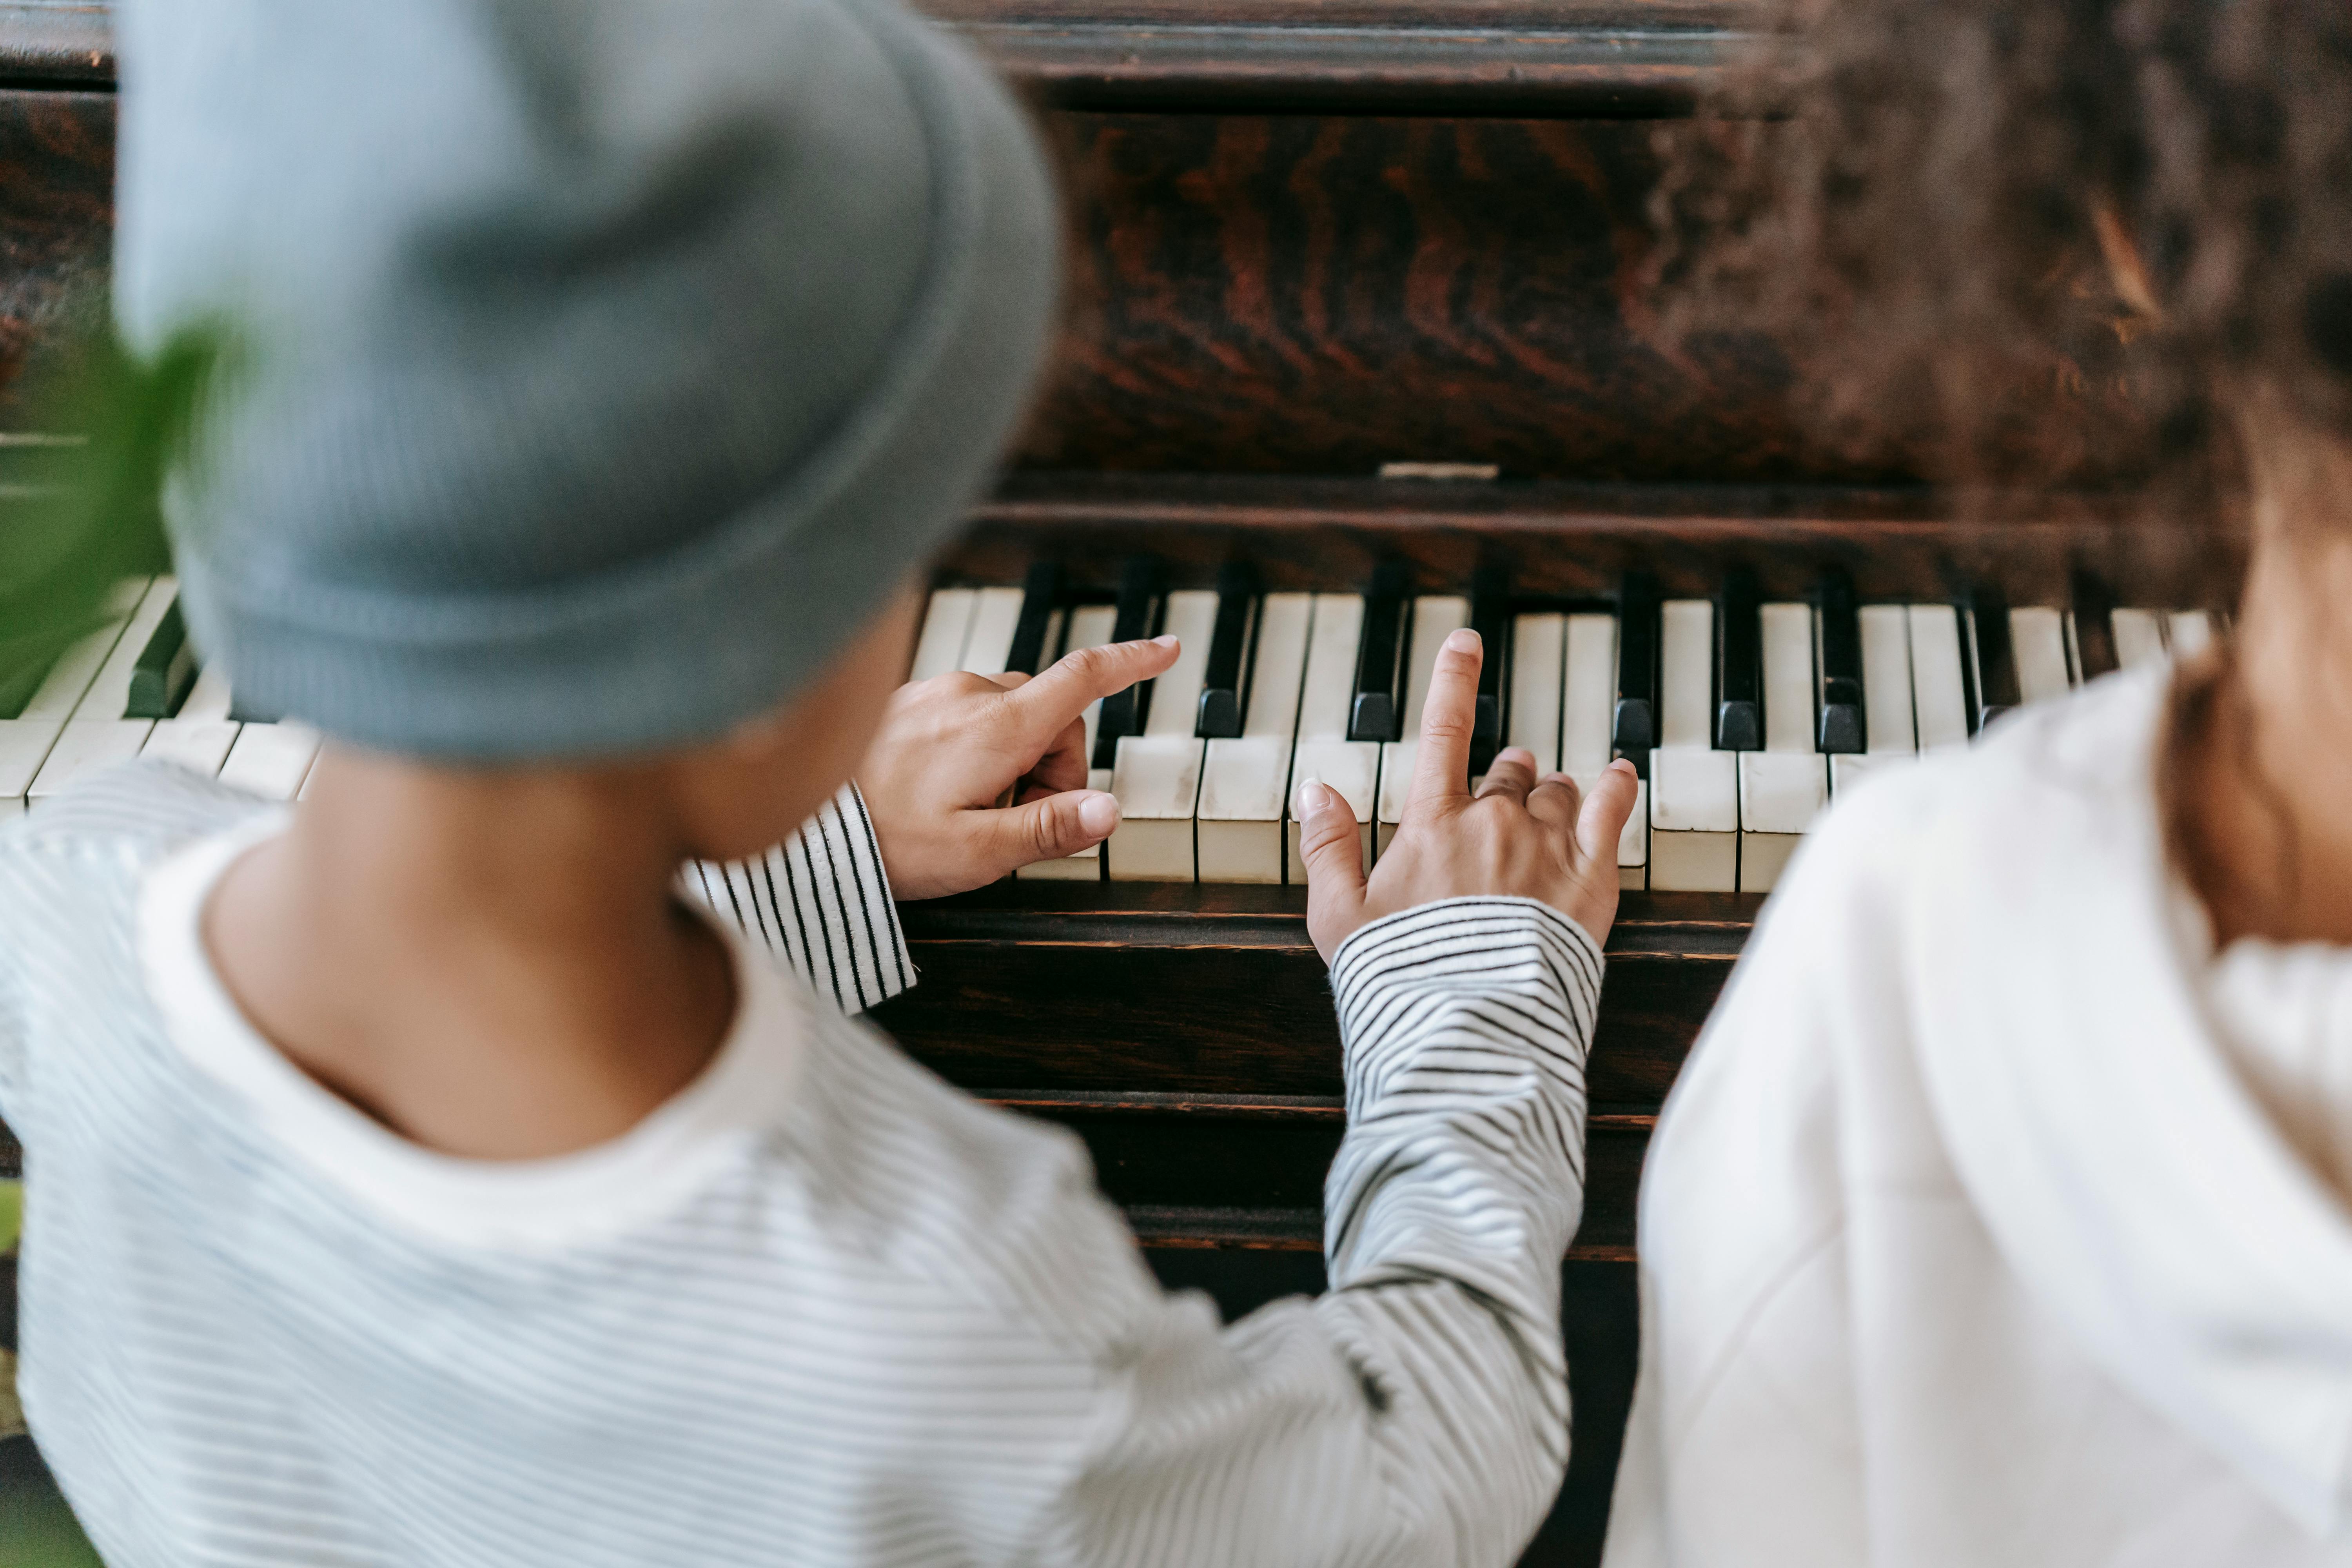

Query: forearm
[[1042, 897, 1602, 1568], [682, 781, 912, 1013]]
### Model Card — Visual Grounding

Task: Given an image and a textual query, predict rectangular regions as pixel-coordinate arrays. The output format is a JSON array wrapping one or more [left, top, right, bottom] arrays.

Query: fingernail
[[1151, 633, 1181, 649], [1077, 791, 1121, 836], [1294, 775, 1326, 816], [1444, 628, 1480, 653]]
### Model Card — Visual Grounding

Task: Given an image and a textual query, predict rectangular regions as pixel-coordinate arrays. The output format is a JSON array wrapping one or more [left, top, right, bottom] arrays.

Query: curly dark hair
[[1653, 0, 2352, 504], [1654, 0, 2352, 921]]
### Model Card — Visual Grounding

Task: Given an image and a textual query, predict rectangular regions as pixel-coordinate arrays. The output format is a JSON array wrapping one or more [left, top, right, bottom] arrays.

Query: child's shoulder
[[778, 1009, 1171, 1354]]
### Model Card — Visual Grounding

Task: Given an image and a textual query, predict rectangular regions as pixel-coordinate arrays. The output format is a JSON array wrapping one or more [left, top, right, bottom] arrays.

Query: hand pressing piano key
[[1562, 609, 1648, 890], [1294, 623, 1643, 964], [859, 632, 1179, 899], [1015, 603, 1119, 881]]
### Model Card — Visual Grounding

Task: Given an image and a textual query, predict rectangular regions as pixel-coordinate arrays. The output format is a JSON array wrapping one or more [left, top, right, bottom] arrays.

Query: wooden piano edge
[[0, 2, 1766, 114], [953, 472, 2247, 612]]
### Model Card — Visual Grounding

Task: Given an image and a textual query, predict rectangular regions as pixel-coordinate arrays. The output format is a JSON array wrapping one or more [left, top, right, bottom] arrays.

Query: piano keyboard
[[910, 567, 2228, 893], [4, 576, 321, 816]]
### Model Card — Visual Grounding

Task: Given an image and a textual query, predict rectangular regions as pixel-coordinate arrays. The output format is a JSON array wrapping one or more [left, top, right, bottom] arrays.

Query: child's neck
[[202, 750, 739, 1160], [2185, 446, 2352, 947]]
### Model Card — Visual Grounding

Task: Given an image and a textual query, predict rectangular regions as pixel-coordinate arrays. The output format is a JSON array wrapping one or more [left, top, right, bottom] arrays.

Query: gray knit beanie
[[110, 0, 1060, 761]]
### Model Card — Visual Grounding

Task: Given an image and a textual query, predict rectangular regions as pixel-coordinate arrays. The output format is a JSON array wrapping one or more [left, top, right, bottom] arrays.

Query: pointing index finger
[[1007, 635, 1181, 743], [1407, 627, 1483, 811]]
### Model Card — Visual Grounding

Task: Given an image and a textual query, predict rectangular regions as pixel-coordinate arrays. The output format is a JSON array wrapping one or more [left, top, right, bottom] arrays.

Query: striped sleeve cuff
[[1329, 896, 1603, 1074], [683, 782, 912, 1014]]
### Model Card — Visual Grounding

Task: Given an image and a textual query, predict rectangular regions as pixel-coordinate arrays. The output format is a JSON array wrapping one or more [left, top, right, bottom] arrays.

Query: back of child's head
[[111, 0, 1060, 763], [1655, 0, 2352, 506]]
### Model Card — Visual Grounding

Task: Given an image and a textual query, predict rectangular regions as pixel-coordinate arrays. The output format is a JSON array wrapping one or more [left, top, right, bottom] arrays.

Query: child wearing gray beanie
[[0, 1, 1642, 1563]]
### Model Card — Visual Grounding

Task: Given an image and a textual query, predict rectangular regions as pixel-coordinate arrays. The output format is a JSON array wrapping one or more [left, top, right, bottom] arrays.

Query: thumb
[[1575, 759, 1643, 868], [1297, 778, 1367, 958], [978, 787, 1122, 874]]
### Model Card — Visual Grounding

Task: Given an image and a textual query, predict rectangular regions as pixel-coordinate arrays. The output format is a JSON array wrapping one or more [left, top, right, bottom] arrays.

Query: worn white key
[[957, 586, 1027, 675], [2167, 610, 2214, 659], [1907, 605, 1970, 752], [29, 577, 182, 802], [1, 577, 148, 815], [1508, 613, 1566, 770], [1108, 590, 1218, 881], [2012, 607, 2073, 704], [1833, 604, 1916, 795], [908, 588, 977, 681], [1198, 593, 1312, 883], [1286, 594, 1377, 881], [140, 664, 243, 779], [1735, 602, 1827, 893], [218, 720, 321, 801], [1650, 599, 1737, 891], [1018, 604, 1120, 880], [2113, 608, 2169, 670], [1376, 596, 1470, 852]]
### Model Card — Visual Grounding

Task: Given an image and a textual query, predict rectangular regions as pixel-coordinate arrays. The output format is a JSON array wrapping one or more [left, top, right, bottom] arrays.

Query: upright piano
[[0, 4, 2239, 1561]]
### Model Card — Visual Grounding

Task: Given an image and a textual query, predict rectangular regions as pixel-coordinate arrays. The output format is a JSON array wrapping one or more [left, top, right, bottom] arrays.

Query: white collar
[[137, 812, 807, 1253], [1908, 668, 2352, 1535]]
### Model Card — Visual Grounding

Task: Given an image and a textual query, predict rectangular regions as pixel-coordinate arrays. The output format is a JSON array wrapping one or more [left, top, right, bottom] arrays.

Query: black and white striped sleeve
[[1037, 896, 1603, 1568], [682, 781, 912, 1014]]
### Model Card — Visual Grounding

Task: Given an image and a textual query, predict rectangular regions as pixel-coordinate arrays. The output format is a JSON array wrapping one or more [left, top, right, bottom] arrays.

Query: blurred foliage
[[0, 327, 221, 714]]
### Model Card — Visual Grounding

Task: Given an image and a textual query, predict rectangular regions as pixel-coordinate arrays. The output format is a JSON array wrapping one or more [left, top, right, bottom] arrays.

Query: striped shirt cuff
[[683, 782, 912, 1014], [1329, 896, 1603, 1067]]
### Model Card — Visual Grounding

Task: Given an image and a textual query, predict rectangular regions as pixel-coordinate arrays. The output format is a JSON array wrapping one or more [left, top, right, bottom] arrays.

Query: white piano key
[[1508, 613, 1566, 769], [2012, 607, 2073, 704], [1107, 590, 1218, 881], [908, 588, 977, 681], [1562, 612, 1617, 780], [1286, 593, 1377, 882], [1018, 603, 1121, 881], [1199, 593, 1313, 883], [2167, 610, 2214, 659], [1737, 602, 1827, 892], [1833, 604, 1917, 796], [141, 664, 242, 779], [956, 586, 1027, 676], [2113, 608, 2169, 670], [1650, 599, 1738, 891], [29, 577, 181, 802], [1376, 595, 1470, 851], [1, 577, 149, 815], [1907, 605, 1970, 752], [218, 721, 321, 801], [1618, 782, 1650, 891]]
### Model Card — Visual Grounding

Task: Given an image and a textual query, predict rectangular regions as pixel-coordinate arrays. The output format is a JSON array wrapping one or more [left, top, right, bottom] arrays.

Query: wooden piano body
[[0, 4, 2238, 1561]]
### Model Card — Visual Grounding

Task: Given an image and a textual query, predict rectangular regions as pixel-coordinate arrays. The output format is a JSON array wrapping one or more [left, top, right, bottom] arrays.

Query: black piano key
[[1348, 561, 1410, 743], [1195, 561, 1259, 739], [1963, 584, 2020, 733], [124, 599, 196, 720], [1714, 564, 1763, 752], [1004, 561, 1063, 677], [2070, 568, 2120, 680], [1092, 556, 1164, 770], [1815, 569, 1866, 754], [1467, 564, 1509, 775], [1613, 569, 1659, 762]]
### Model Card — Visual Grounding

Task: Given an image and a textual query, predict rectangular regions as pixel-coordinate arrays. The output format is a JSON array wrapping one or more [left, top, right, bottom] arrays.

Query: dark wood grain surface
[[0, 87, 109, 419]]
